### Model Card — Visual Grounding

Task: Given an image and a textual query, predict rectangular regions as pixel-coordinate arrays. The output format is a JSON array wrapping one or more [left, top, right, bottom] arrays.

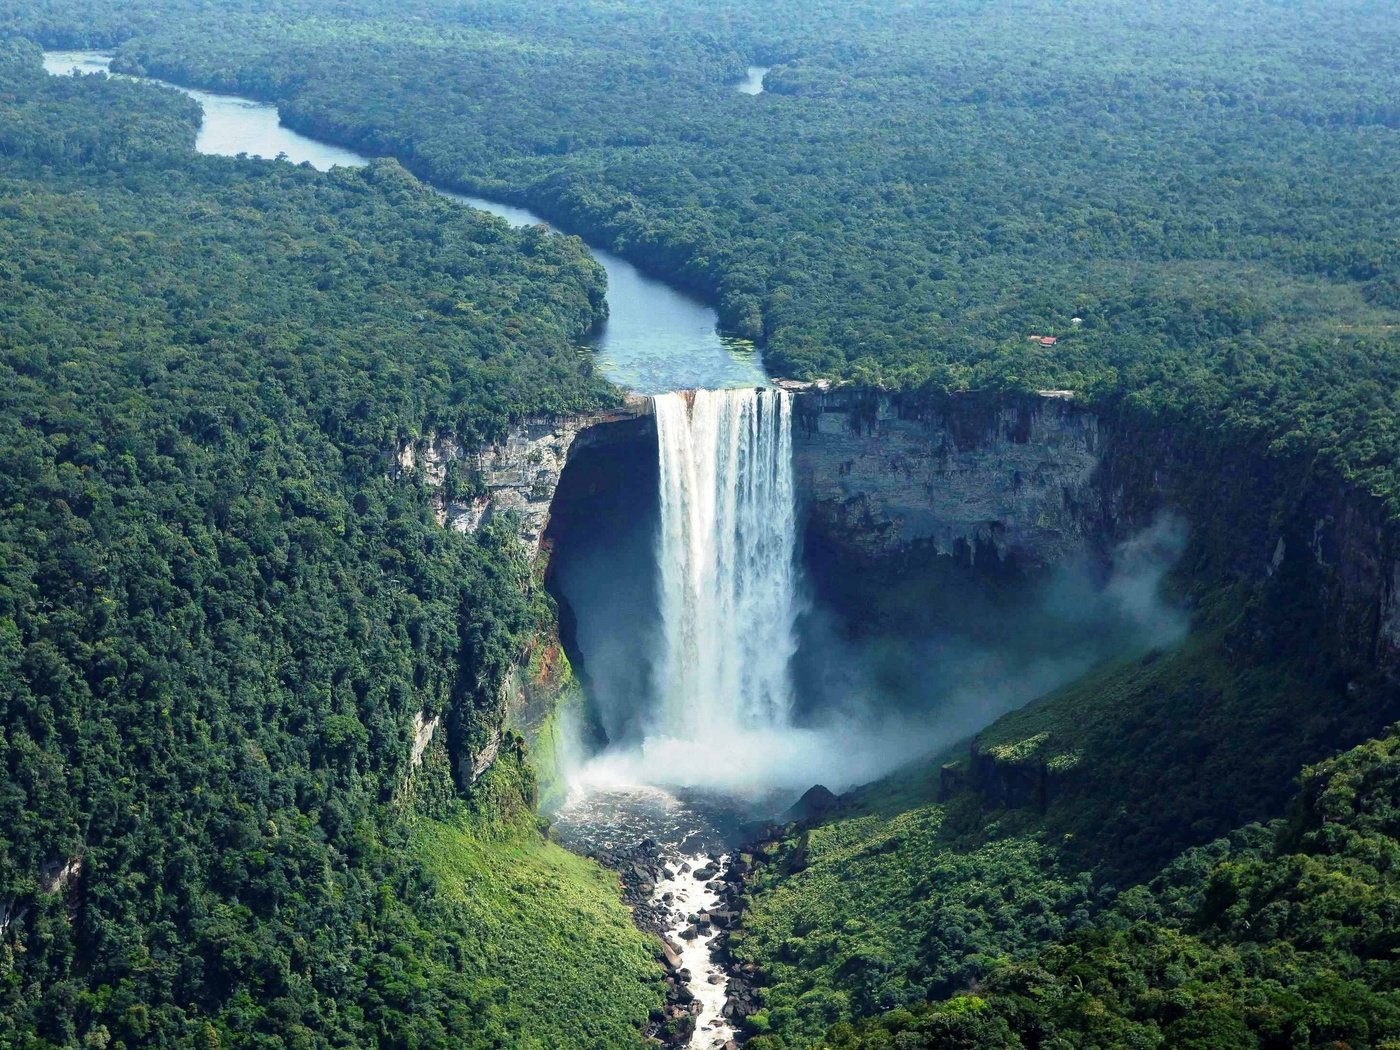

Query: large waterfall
[[651, 388, 799, 738]]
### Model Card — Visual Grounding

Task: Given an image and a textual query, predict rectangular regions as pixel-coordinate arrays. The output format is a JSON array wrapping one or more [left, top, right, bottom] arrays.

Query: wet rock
[[659, 939, 683, 970]]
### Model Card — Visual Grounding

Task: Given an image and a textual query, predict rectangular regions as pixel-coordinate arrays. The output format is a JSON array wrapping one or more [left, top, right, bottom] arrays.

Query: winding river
[[41, 50, 768, 397]]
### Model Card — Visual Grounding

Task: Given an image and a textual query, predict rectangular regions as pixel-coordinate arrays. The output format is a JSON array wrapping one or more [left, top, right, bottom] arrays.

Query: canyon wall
[[791, 389, 1105, 568], [391, 382, 1400, 793], [790, 387, 1400, 678], [392, 395, 653, 555]]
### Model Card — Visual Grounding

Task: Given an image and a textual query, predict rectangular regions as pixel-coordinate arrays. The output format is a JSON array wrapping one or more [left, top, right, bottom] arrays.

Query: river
[[44, 48, 775, 1048], [41, 50, 768, 398]]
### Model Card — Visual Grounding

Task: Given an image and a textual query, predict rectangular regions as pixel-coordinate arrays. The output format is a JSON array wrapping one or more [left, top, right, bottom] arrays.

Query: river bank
[[40, 49, 768, 396], [550, 785, 778, 1048]]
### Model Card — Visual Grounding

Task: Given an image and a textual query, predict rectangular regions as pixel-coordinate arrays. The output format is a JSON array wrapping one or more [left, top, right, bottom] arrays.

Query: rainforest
[[2, 2, 1400, 1049]]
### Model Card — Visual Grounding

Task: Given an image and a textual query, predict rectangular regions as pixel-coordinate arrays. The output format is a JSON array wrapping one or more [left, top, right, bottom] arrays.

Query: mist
[[552, 492, 1189, 804]]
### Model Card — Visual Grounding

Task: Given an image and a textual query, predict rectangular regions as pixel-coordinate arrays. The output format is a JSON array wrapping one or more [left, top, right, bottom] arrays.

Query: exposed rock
[[464, 730, 502, 786], [793, 386, 1400, 691], [660, 938, 683, 970], [39, 856, 81, 896], [951, 737, 1057, 809], [793, 389, 1102, 567], [391, 396, 653, 555], [408, 709, 439, 768]]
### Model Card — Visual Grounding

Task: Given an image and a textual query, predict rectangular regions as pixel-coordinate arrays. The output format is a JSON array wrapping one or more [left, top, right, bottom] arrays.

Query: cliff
[[390, 398, 654, 790], [392, 395, 653, 555], [792, 389, 1103, 567], [792, 387, 1400, 679], [789, 388, 1400, 825]]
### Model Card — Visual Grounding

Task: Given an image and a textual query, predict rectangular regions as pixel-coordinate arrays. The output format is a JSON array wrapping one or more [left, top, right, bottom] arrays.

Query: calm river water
[[42, 50, 768, 396]]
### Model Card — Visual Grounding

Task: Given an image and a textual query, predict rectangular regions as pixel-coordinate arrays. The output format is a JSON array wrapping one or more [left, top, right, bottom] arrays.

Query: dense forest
[[734, 625, 1400, 1047], [792, 723, 1400, 1048], [7, 0, 1400, 508], [5, 1, 1400, 1048], [0, 41, 661, 1047]]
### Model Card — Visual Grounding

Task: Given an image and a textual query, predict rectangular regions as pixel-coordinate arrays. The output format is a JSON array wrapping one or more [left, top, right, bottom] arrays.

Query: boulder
[[659, 938, 683, 970]]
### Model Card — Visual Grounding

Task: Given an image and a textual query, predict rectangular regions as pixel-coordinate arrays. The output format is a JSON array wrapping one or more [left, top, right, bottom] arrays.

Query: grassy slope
[[402, 751, 664, 1049], [734, 618, 1400, 1048]]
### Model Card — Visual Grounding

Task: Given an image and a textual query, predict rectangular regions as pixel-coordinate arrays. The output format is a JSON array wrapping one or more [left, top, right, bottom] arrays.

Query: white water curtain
[[651, 388, 799, 737]]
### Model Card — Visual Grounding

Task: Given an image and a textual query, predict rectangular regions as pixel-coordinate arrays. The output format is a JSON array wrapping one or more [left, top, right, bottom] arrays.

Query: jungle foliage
[[0, 42, 657, 1048], [818, 727, 1400, 1049], [5, 1, 1400, 1046], [8, 0, 1400, 506], [735, 637, 1400, 1049]]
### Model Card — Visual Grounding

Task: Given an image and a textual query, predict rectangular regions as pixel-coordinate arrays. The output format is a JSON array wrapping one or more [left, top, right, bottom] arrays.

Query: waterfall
[[651, 388, 799, 738]]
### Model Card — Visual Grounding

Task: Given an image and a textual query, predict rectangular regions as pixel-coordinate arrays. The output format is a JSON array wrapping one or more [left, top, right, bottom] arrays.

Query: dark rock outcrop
[[784, 784, 838, 824]]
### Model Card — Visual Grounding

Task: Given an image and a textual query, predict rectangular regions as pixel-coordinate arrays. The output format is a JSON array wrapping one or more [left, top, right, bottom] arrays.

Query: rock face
[[409, 709, 439, 769], [393, 395, 653, 554], [792, 390, 1103, 568], [784, 784, 839, 824], [792, 386, 1400, 684]]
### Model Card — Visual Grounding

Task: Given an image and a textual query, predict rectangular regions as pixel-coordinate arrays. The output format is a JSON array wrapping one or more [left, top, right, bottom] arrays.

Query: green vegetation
[[9, 0, 1400, 507], [6, 2, 1400, 1045], [735, 628, 1400, 1048], [412, 766, 661, 1049], [0, 42, 658, 1048], [820, 726, 1400, 1049]]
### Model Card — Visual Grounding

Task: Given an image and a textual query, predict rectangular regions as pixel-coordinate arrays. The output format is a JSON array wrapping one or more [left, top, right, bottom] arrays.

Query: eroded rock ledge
[[792, 389, 1102, 567], [392, 394, 654, 555]]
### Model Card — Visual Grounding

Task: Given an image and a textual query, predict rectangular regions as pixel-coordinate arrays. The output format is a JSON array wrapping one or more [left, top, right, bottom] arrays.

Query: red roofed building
[[1040, 336, 1058, 346]]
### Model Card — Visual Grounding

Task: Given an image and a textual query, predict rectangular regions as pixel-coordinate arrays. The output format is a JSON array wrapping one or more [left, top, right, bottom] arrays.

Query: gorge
[[27, 27, 1400, 1048]]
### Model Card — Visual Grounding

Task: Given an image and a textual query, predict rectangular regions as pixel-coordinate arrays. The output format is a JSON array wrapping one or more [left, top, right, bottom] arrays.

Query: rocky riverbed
[[550, 785, 774, 1048]]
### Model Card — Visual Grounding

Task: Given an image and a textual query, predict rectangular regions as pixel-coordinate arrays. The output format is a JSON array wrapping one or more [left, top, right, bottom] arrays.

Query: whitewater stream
[[551, 786, 770, 1048], [45, 51, 807, 1046]]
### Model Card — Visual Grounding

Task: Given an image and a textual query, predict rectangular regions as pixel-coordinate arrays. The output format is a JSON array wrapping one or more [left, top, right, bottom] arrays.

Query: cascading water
[[651, 387, 799, 738]]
